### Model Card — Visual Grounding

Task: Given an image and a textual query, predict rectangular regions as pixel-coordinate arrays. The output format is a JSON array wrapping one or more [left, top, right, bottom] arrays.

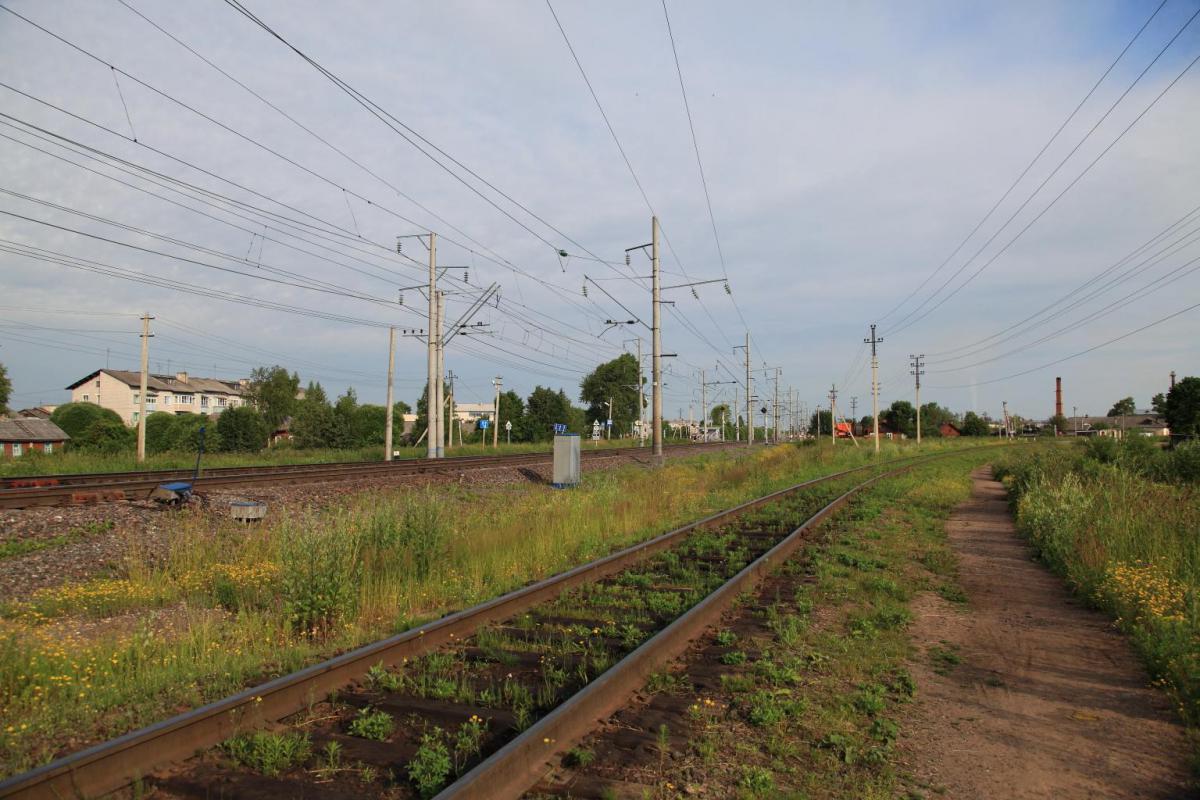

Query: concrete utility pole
[[733, 333, 752, 447], [136, 312, 154, 462], [606, 396, 613, 440], [637, 337, 646, 446], [651, 216, 664, 459], [910, 353, 925, 446], [773, 368, 781, 445], [385, 326, 396, 461], [426, 232, 438, 459], [436, 291, 446, 457], [700, 368, 706, 441], [1002, 400, 1012, 441], [866, 324, 883, 453], [446, 367, 457, 449], [492, 376, 502, 448], [850, 396, 858, 436], [829, 384, 838, 445]]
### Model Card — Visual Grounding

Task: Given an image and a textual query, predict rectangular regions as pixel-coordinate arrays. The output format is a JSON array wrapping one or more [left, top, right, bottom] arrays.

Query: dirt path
[[899, 467, 1196, 799]]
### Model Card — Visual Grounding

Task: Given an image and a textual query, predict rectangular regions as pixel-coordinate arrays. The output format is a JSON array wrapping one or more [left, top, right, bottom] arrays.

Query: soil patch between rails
[[898, 467, 1195, 799]]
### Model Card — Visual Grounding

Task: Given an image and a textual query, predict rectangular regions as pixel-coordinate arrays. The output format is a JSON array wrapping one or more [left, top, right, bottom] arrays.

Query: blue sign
[[553, 423, 568, 434], [479, 419, 490, 429]]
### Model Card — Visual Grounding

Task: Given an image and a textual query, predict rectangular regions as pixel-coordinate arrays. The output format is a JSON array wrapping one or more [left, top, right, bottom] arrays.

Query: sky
[[1, 0, 1198, 424]]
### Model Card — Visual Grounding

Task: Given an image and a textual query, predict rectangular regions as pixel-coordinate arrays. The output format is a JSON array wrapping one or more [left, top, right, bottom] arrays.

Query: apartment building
[[65, 369, 249, 426]]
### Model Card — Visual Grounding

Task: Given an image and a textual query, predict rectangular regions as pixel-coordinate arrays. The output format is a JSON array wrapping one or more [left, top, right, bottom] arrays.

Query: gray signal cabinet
[[552, 433, 581, 488]]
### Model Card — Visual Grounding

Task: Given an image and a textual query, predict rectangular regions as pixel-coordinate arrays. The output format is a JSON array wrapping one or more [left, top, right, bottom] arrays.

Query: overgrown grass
[[0, 439, 983, 777], [0, 437, 698, 478], [994, 442, 1200, 745]]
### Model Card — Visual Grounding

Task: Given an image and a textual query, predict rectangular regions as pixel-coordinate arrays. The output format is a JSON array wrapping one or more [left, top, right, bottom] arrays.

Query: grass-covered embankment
[[0, 439, 980, 777], [994, 439, 1200, 746]]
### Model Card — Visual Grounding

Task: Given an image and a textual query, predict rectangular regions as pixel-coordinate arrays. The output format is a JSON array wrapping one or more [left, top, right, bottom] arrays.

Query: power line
[[888, 30, 1200, 337], [876, 0, 1170, 327]]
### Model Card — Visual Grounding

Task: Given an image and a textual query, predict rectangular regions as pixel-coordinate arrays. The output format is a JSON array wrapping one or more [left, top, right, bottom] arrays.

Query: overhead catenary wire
[[885, 5, 1200, 338], [875, 0, 1170, 327]]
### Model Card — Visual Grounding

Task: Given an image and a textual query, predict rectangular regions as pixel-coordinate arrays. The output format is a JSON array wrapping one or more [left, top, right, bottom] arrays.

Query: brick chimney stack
[[1055, 376, 1063, 418]]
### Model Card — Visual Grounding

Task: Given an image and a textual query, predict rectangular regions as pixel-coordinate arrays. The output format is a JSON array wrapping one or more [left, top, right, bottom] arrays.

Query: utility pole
[[700, 368, 706, 442], [865, 324, 883, 453], [773, 368, 781, 445], [136, 312, 153, 462], [426, 233, 438, 459], [733, 333, 752, 446], [734, 385, 740, 442], [1002, 400, 1012, 441], [385, 326, 396, 461], [606, 397, 613, 440], [651, 216, 663, 459], [850, 396, 858, 436], [492, 376, 502, 448], [637, 337, 646, 446], [436, 291, 446, 457], [447, 367, 457, 449], [829, 384, 838, 445], [910, 353, 925, 446]]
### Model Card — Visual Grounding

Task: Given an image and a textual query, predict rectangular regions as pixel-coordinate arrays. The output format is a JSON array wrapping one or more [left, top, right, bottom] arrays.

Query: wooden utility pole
[[385, 326, 396, 461], [492, 376, 502, 448], [910, 353, 925, 445], [136, 312, 153, 462], [426, 232, 438, 459], [866, 324, 883, 453], [651, 216, 663, 458]]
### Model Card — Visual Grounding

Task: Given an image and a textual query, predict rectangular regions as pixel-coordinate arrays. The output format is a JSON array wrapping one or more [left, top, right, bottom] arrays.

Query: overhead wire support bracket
[[583, 274, 648, 332]]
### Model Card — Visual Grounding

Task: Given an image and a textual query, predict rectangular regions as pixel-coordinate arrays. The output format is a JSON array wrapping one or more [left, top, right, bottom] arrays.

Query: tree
[[411, 381, 452, 446], [1107, 396, 1136, 417], [960, 411, 989, 436], [525, 386, 572, 441], [216, 406, 269, 452], [0, 362, 10, 415], [144, 411, 178, 454], [919, 402, 956, 437], [77, 417, 134, 454], [1152, 392, 1168, 415], [167, 414, 217, 452], [579, 354, 640, 436], [291, 400, 337, 448], [1047, 414, 1069, 436], [1162, 376, 1200, 439], [809, 409, 833, 436], [882, 401, 917, 438], [247, 366, 299, 430], [304, 381, 328, 406], [496, 390, 526, 442], [51, 402, 124, 440]]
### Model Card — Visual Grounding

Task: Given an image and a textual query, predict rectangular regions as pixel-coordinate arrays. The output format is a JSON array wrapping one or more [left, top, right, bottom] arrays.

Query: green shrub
[[221, 731, 310, 776], [278, 517, 362, 636], [78, 417, 134, 454], [216, 406, 269, 452], [347, 707, 394, 741], [408, 729, 452, 798], [50, 402, 123, 440]]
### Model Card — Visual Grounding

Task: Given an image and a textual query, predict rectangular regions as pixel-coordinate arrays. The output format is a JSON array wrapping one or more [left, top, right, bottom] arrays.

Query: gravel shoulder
[[898, 467, 1196, 799]]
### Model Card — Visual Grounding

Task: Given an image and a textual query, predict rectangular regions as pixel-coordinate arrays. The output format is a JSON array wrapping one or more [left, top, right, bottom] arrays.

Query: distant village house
[[0, 418, 70, 458], [65, 369, 249, 427]]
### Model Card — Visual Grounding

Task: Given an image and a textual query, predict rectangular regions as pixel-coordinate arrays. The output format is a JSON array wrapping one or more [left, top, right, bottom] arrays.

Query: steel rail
[[437, 450, 969, 799], [0, 450, 905, 800], [0, 442, 738, 508]]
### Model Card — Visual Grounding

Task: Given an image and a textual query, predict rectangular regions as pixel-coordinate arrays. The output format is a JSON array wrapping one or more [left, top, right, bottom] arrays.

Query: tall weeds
[[995, 445, 1200, 736]]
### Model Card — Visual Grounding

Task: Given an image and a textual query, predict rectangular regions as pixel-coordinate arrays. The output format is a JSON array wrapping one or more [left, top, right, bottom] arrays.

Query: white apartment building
[[65, 370, 249, 426]]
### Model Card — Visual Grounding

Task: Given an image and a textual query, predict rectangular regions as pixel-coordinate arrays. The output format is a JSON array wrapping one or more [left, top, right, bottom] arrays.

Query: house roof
[[0, 418, 70, 442], [16, 407, 52, 419], [65, 369, 246, 395]]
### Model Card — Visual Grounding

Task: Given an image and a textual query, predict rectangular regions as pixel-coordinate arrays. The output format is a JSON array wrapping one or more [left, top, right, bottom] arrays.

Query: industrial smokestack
[[1170, 370, 1176, 389], [1055, 376, 1063, 418]]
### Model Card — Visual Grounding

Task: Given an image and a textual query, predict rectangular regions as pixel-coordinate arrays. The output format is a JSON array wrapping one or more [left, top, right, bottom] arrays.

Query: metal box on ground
[[552, 433, 581, 488]]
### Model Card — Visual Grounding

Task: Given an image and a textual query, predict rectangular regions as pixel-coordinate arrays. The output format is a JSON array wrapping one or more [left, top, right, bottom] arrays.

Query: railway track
[[0, 441, 738, 509], [0, 448, 971, 800]]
